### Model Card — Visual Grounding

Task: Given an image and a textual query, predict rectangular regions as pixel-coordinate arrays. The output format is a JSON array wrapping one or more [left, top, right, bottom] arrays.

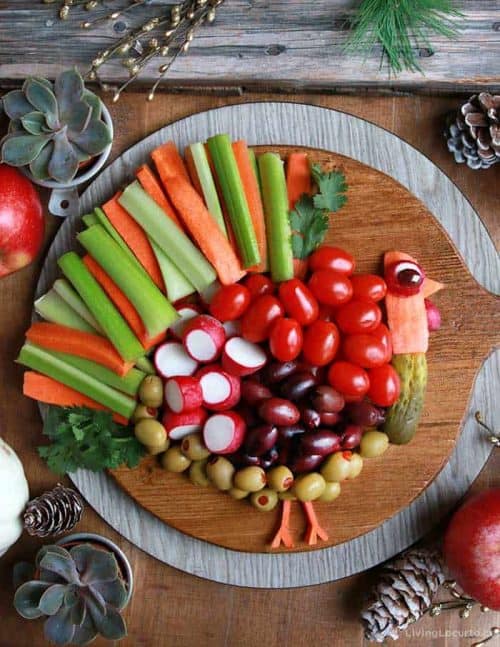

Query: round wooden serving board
[[37, 103, 499, 586]]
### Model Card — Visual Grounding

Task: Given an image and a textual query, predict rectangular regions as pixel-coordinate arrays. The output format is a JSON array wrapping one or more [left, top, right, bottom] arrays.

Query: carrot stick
[[232, 141, 268, 272], [26, 322, 134, 377], [154, 161, 245, 285], [286, 152, 312, 210], [136, 164, 182, 228], [270, 500, 294, 549], [302, 502, 329, 545], [184, 147, 204, 196], [151, 141, 191, 186], [83, 255, 164, 351], [102, 193, 164, 291], [23, 372, 128, 425]]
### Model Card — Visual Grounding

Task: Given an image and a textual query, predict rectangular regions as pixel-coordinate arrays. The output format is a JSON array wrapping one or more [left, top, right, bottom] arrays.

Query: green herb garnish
[[38, 406, 145, 475], [290, 164, 348, 260]]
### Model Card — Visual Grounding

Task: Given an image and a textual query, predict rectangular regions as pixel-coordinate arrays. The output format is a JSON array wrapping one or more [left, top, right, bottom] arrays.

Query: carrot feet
[[270, 500, 294, 549], [302, 502, 329, 546]]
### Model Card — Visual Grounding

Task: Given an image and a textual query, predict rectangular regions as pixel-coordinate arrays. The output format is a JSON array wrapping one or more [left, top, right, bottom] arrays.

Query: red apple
[[0, 164, 44, 278], [443, 488, 500, 610]]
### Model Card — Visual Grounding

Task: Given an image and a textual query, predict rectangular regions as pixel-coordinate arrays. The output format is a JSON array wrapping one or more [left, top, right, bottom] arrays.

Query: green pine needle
[[345, 0, 463, 74]]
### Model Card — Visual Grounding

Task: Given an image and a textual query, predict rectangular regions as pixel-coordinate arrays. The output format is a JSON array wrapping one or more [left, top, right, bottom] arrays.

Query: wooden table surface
[[0, 92, 499, 647], [1, 1, 500, 93]]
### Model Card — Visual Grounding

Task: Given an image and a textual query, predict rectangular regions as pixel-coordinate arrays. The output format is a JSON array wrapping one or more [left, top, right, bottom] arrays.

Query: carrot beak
[[422, 277, 444, 299]]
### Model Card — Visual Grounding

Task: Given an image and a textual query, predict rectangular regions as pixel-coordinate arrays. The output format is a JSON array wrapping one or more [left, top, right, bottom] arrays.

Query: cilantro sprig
[[38, 406, 145, 475], [290, 163, 348, 260]]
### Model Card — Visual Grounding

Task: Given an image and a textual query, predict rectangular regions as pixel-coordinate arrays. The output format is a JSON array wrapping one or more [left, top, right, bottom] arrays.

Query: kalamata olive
[[240, 380, 272, 406], [236, 452, 261, 467], [319, 411, 341, 426], [311, 385, 345, 413], [245, 424, 278, 456], [267, 465, 294, 492], [237, 404, 260, 427], [280, 371, 317, 401], [276, 438, 293, 466], [259, 398, 300, 426], [299, 363, 327, 383], [288, 453, 324, 474], [260, 447, 279, 470], [234, 466, 267, 492], [161, 446, 191, 473], [262, 360, 299, 384], [341, 424, 363, 449], [300, 406, 321, 429], [346, 400, 385, 427], [300, 430, 342, 456], [278, 423, 307, 440], [292, 473, 326, 501], [250, 488, 279, 512]]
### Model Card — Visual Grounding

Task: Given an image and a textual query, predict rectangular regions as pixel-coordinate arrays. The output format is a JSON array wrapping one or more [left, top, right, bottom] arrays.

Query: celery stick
[[77, 225, 179, 338], [118, 182, 217, 293], [58, 252, 144, 362], [53, 278, 103, 333], [207, 134, 260, 268], [150, 239, 195, 302], [18, 343, 136, 419], [35, 291, 97, 334], [82, 213, 98, 227], [248, 149, 261, 188], [188, 143, 227, 236], [135, 355, 155, 375], [48, 350, 145, 397], [258, 152, 294, 282]]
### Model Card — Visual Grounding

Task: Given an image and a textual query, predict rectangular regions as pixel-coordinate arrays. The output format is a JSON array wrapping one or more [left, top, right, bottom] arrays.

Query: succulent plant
[[0, 69, 112, 184], [13, 543, 128, 645]]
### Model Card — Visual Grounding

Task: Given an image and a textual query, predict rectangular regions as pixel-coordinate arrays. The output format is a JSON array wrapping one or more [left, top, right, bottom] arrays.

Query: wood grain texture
[[0, 1, 499, 93], [1, 93, 499, 646], [35, 102, 500, 586]]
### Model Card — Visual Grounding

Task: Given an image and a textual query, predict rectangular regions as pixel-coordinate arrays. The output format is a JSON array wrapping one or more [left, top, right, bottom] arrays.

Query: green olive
[[278, 491, 297, 501], [320, 451, 353, 483], [132, 403, 158, 423], [135, 419, 167, 447], [146, 438, 170, 455], [318, 481, 341, 503], [250, 488, 278, 512], [347, 453, 363, 479], [233, 466, 266, 493], [161, 446, 191, 473], [189, 459, 210, 487], [266, 465, 294, 493], [206, 456, 235, 491], [360, 431, 390, 458], [181, 433, 210, 461], [292, 473, 326, 502], [228, 487, 249, 500], [139, 375, 164, 408]]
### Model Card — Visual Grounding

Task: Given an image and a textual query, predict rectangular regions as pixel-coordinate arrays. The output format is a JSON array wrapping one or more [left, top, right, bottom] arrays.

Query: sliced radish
[[199, 280, 221, 306], [169, 305, 202, 340], [197, 365, 241, 411], [165, 376, 203, 413], [154, 341, 198, 378], [203, 411, 246, 454], [222, 319, 242, 339], [163, 408, 208, 440], [222, 337, 267, 377], [183, 315, 226, 363]]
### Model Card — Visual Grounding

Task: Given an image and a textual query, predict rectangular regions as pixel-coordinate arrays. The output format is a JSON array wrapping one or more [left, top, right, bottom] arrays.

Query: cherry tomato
[[367, 364, 401, 407], [269, 317, 303, 362], [243, 274, 275, 300], [308, 270, 353, 307], [302, 320, 340, 366], [317, 303, 336, 322], [309, 246, 355, 275], [342, 334, 387, 369], [335, 299, 382, 334], [241, 295, 284, 343], [351, 274, 387, 302], [371, 323, 392, 362], [328, 361, 370, 398], [209, 284, 251, 321], [278, 278, 319, 325]]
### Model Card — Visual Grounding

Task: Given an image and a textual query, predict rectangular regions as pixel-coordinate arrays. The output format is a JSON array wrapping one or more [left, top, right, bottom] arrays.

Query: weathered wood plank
[[0, 0, 499, 93]]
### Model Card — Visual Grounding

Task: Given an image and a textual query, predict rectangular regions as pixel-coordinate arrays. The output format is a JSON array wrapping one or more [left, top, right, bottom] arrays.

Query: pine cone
[[361, 548, 445, 643], [23, 484, 84, 538], [445, 93, 500, 170]]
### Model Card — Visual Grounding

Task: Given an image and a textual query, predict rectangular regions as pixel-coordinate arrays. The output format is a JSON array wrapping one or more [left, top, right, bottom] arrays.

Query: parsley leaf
[[38, 406, 145, 475], [311, 164, 348, 213]]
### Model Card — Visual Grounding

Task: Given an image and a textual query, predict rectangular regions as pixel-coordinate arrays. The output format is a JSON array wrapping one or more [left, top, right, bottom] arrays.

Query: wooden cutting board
[[37, 103, 499, 585]]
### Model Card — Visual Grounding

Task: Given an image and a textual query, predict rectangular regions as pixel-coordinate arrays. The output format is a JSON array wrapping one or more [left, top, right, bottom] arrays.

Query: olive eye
[[385, 260, 425, 296]]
